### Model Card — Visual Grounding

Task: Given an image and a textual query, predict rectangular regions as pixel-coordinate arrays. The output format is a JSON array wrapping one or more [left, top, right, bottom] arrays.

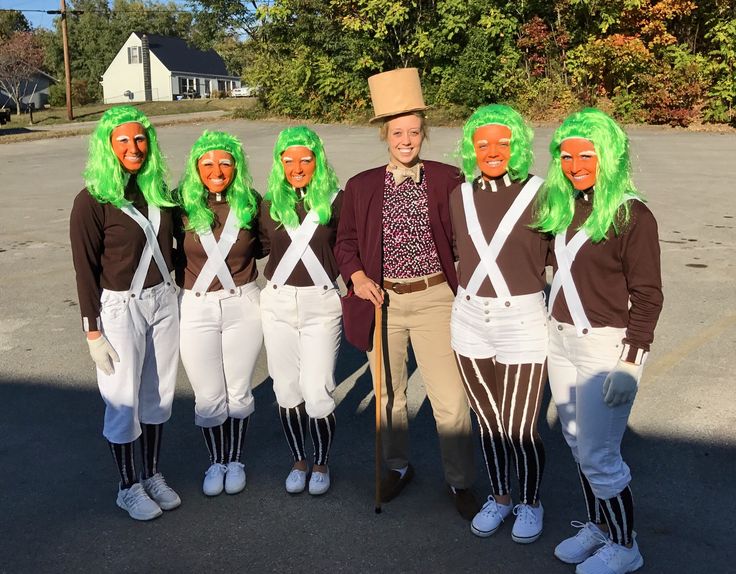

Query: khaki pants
[[367, 278, 476, 489]]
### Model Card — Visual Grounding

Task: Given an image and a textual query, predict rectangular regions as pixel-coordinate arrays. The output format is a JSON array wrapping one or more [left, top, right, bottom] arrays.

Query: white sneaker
[[203, 463, 227, 496], [141, 473, 181, 510], [225, 462, 246, 495], [470, 496, 513, 537], [116, 482, 162, 521], [576, 537, 644, 574], [555, 521, 608, 564], [308, 470, 330, 496], [285, 468, 307, 493], [511, 502, 544, 544]]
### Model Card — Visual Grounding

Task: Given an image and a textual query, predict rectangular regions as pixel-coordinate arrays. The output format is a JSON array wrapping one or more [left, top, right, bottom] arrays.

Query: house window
[[127, 46, 142, 64], [179, 77, 198, 97]]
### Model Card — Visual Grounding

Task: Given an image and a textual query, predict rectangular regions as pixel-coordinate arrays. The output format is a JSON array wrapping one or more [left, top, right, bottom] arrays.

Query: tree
[[0, 32, 45, 114], [0, 10, 31, 41]]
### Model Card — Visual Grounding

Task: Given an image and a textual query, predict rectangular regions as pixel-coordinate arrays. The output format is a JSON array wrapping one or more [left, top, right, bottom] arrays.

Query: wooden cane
[[373, 304, 383, 514]]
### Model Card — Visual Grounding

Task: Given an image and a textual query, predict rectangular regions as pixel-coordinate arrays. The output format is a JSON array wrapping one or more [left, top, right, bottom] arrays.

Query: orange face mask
[[197, 150, 235, 194], [473, 124, 512, 180], [281, 146, 316, 189], [560, 138, 598, 191], [110, 122, 148, 173]]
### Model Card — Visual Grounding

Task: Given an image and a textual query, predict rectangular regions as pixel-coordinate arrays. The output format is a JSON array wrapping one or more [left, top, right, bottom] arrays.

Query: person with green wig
[[70, 105, 181, 521], [258, 126, 342, 496], [534, 108, 663, 574], [449, 104, 549, 544], [174, 130, 262, 498]]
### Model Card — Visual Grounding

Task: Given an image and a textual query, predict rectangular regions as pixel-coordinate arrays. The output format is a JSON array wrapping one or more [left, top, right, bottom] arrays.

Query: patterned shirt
[[381, 168, 442, 279]]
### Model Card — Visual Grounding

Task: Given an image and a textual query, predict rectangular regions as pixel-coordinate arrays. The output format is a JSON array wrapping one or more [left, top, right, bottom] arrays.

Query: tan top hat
[[368, 68, 428, 123]]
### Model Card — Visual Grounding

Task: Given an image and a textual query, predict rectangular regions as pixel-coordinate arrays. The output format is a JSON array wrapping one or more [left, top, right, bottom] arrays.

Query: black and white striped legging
[[455, 354, 546, 505], [279, 403, 336, 466], [578, 464, 635, 546]]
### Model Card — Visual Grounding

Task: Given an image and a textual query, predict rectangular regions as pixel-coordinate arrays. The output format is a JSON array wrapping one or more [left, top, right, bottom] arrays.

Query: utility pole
[[60, 0, 73, 120]]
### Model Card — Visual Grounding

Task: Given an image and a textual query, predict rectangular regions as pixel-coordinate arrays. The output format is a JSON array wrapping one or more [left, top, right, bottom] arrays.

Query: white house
[[101, 32, 241, 104]]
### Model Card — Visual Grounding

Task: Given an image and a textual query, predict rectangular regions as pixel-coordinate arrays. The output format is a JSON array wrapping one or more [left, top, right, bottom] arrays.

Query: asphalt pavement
[[0, 119, 734, 573]]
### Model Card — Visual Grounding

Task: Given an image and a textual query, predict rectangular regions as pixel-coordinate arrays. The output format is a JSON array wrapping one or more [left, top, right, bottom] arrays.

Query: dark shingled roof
[[138, 33, 232, 77]]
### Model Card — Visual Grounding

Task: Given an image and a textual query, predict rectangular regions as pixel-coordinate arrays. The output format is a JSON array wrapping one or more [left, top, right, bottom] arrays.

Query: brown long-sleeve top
[[70, 179, 175, 332], [259, 191, 343, 287], [450, 175, 550, 297], [549, 194, 664, 363], [174, 192, 261, 291]]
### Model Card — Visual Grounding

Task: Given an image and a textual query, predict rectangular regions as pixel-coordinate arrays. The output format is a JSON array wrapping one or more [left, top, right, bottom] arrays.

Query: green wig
[[459, 104, 534, 182], [83, 105, 173, 208], [177, 131, 258, 233], [266, 126, 339, 229], [533, 108, 643, 243]]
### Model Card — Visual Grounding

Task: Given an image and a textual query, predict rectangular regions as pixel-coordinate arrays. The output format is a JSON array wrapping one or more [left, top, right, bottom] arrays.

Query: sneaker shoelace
[[569, 520, 603, 545], [479, 496, 502, 518], [312, 472, 326, 484], [126, 484, 154, 509], [206, 463, 227, 478], [144, 473, 171, 496], [512, 504, 537, 525]]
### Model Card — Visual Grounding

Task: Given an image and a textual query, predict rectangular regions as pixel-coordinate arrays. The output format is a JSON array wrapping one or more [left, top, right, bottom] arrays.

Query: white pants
[[179, 282, 263, 427], [97, 282, 179, 444], [451, 289, 548, 363], [547, 318, 633, 500], [260, 281, 342, 419]]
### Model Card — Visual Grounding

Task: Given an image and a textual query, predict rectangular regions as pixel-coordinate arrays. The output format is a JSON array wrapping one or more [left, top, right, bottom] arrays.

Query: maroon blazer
[[334, 160, 462, 350]]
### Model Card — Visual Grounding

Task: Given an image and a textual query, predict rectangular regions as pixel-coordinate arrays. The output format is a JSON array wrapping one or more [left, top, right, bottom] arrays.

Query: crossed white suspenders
[[120, 203, 174, 297], [191, 208, 240, 295], [270, 191, 339, 289], [461, 175, 544, 298], [548, 195, 639, 336]]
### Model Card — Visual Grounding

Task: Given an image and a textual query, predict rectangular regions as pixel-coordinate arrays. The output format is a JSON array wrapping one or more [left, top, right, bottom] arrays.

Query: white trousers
[[97, 282, 179, 444], [547, 318, 633, 500], [451, 289, 548, 363], [260, 281, 342, 419], [179, 282, 263, 427]]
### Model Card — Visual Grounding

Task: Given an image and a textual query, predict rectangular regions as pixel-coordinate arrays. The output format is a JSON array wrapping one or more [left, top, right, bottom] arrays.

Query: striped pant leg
[[309, 413, 336, 466], [279, 402, 308, 463], [139, 422, 163, 479], [109, 440, 137, 488], [201, 423, 227, 465], [224, 416, 249, 464], [578, 463, 603, 524], [454, 353, 511, 497], [497, 361, 547, 505], [599, 485, 635, 546]]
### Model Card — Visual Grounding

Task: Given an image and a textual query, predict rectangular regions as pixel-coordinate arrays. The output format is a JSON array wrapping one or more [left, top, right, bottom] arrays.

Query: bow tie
[[387, 163, 422, 185]]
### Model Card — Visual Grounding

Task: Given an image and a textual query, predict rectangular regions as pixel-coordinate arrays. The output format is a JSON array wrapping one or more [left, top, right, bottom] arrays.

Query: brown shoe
[[450, 487, 480, 521], [379, 463, 414, 502]]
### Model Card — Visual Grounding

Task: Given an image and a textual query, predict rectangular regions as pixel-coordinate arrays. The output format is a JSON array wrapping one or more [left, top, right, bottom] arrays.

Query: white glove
[[87, 335, 120, 376], [602, 360, 642, 407]]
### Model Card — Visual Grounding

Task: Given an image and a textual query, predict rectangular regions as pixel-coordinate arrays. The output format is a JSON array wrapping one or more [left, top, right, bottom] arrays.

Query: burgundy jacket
[[334, 160, 462, 350]]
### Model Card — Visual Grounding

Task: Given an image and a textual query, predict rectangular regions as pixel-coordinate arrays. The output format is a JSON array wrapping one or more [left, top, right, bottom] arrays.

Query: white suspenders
[[461, 175, 544, 297], [270, 191, 338, 289], [191, 208, 240, 295], [548, 229, 592, 336], [548, 195, 639, 336], [120, 203, 173, 297]]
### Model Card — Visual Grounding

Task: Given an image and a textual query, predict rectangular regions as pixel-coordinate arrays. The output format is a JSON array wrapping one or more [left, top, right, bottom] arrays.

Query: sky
[[1, 0, 59, 29]]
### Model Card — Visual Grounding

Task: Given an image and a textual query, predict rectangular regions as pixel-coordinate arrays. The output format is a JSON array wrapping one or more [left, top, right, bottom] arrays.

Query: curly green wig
[[459, 104, 534, 182], [83, 105, 173, 208], [533, 108, 643, 243], [266, 126, 339, 229], [177, 131, 258, 233]]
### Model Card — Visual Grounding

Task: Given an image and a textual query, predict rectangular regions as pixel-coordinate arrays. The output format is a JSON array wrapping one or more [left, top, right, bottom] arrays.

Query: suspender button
[[166, 282, 170, 286], [323, 285, 328, 290], [582, 328, 589, 334], [195, 292, 201, 297], [273, 284, 278, 289], [557, 325, 563, 331], [130, 293, 136, 298], [465, 295, 470, 301], [230, 289, 236, 294], [504, 301, 511, 307]]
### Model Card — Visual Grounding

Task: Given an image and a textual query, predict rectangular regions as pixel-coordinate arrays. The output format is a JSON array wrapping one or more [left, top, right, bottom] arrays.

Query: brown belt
[[383, 273, 446, 295]]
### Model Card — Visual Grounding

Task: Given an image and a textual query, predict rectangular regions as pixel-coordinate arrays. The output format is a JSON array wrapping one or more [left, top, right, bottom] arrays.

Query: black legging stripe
[[139, 422, 162, 479], [577, 464, 602, 524], [109, 441, 137, 488], [601, 486, 634, 546], [309, 413, 336, 466], [201, 423, 226, 465], [226, 416, 249, 463], [279, 403, 307, 462]]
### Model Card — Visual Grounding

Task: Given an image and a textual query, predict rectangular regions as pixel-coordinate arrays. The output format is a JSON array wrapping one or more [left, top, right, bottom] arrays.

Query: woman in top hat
[[175, 131, 262, 498], [259, 126, 342, 496], [450, 105, 549, 542], [70, 105, 181, 521], [534, 108, 663, 574], [334, 68, 477, 520]]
